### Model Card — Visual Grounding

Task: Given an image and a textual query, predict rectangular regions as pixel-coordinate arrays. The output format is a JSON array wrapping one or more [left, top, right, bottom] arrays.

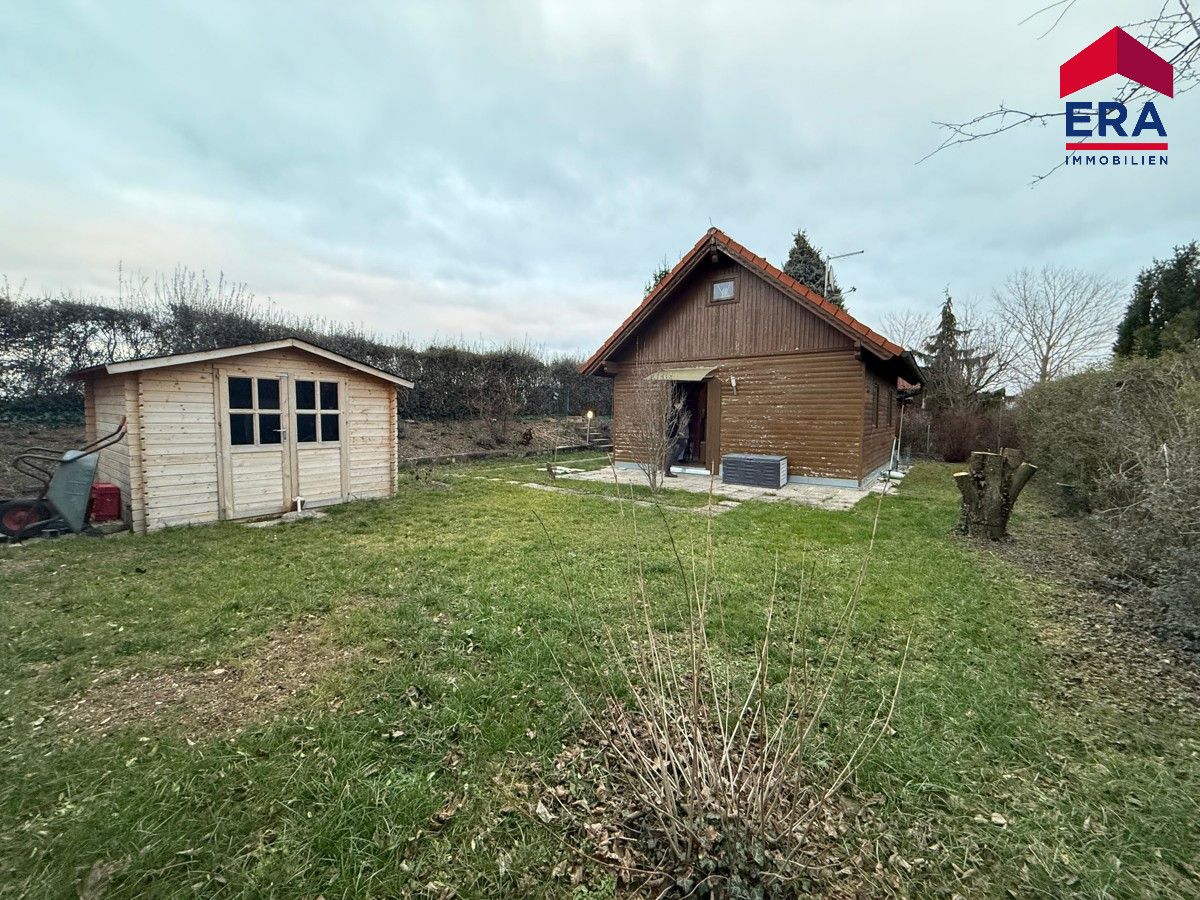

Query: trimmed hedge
[[0, 290, 611, 424], [1018, 346, 1200, 609]]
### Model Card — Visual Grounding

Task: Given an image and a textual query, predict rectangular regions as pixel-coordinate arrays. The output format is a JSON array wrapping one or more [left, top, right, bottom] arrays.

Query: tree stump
[[953, 449, 1038, 540]]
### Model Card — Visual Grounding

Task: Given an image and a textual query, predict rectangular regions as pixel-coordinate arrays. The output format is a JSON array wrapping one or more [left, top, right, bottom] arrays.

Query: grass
[[445, 450, 724, 508], [1, 459, 1197, 897]]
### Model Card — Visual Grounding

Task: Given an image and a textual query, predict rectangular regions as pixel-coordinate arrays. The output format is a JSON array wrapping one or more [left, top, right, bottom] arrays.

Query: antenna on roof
[[824, 249, 864, 297]]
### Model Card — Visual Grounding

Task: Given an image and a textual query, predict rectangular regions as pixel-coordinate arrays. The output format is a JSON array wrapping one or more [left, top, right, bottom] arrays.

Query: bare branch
[[993, 265, 1124, 388], [879, 309, 936, 351], [921, 1, 1200, 183]]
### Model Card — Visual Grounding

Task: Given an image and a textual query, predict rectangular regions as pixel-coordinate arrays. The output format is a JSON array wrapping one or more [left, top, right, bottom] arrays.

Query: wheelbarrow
[[0, 418, 128, 540]]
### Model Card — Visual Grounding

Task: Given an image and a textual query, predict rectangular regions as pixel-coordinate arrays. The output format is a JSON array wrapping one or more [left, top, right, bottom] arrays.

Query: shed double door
[[217, 369, 348, 519]]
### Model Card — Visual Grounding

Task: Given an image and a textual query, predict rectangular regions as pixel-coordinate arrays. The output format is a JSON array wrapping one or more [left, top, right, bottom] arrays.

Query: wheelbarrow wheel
[[0, 500, 53, 540]]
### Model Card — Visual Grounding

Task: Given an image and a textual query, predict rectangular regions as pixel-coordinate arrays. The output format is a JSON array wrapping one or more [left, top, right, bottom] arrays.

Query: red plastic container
[[89, 483, 122, 522]]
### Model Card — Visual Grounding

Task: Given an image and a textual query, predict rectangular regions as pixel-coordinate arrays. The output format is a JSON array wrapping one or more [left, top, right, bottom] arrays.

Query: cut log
[[953, 448, 1038, 540]]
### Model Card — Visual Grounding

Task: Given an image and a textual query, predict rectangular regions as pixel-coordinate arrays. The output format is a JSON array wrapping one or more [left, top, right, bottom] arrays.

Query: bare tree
[[879, 309, 936, 351], [957, 298, 1020, 395], [921, 1, 1200, 182], [994, 266, 1123, 387], [622, 368, 688, 492]]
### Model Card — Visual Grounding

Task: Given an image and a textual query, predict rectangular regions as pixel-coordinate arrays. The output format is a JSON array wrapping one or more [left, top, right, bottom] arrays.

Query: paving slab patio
[[557, 466, 875, 511]]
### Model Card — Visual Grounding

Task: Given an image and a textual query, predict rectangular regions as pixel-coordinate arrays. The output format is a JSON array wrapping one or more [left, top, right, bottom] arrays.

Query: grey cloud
[[0, 0, 1193, 356]]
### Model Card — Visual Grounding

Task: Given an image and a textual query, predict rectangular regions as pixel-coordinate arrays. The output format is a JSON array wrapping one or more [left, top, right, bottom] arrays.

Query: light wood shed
[[71, 338, 414, 532]]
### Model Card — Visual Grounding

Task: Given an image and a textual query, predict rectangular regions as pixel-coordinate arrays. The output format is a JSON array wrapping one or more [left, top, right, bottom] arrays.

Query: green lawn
[[1, 460, 1197, 897]]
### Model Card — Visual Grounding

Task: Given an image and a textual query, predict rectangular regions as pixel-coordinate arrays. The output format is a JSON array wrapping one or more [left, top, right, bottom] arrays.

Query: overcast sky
[[2, 0, 1194, 356]]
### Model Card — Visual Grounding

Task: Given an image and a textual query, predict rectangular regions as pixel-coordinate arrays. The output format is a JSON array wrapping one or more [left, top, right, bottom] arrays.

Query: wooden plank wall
[[612, 261, 854, 364], [861, 364, 898, 476], [346, 375, 395, 500], [613, 350, 866, 481], [123, 348, 398, 531], [227, 450, 288, 518], [86, 374, 135, 525], [137, 363, 221, 530]]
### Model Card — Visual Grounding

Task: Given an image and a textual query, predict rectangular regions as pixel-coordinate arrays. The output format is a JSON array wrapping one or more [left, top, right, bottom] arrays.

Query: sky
[[1, 0, 1195, 357]]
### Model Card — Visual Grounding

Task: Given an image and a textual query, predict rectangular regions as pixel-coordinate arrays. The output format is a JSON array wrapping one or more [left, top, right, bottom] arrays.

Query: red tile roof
[[580, 227, 908, 375]]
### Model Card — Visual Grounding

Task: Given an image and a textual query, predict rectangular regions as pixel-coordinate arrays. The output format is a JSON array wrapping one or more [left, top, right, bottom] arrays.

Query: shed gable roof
[[580, 228, 914, 379], [69, 338, 415, 388]]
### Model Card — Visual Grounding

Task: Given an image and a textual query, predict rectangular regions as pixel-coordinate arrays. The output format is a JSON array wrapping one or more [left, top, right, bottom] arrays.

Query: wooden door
[[217, 370, 290, 518], [704, 376, 722, 473], [290, 376, 349, 508]]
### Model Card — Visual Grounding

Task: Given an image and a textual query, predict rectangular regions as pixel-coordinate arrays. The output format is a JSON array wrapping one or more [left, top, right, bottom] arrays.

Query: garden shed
[[581, 228, 923, 487], [70, 338, 413, 532]]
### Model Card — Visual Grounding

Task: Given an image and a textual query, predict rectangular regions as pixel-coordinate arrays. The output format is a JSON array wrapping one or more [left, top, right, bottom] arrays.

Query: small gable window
[[711, 278, 736, 303]]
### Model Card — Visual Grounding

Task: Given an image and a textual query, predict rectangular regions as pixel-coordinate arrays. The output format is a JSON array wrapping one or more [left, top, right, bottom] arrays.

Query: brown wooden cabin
[[580, 228, 922, 488], [70, 338, 413, 532]]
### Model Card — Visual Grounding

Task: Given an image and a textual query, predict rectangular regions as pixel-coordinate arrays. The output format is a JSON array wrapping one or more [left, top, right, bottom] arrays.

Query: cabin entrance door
[[676, 381, 708, 469]]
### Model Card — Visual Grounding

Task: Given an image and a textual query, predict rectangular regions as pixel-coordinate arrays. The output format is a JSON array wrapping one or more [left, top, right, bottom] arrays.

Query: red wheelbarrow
[[0, 418, 127, 540]]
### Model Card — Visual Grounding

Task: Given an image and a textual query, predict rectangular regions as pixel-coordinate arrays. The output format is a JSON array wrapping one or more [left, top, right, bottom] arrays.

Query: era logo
[[1060, 26, 1174, 155], [1065, 100, 1165, 138]]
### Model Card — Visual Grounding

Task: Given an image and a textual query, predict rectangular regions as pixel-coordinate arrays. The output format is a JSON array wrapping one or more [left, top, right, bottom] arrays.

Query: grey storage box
[[721, 454, 788, 489]]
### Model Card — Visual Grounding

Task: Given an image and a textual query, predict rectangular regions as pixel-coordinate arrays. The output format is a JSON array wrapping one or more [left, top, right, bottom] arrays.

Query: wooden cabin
[[71, 338, 413, 532], [581, 228, 922, 488]]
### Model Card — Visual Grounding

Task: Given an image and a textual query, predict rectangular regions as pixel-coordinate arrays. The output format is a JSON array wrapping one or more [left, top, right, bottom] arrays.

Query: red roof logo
[[1060, 27, 1174, 98]]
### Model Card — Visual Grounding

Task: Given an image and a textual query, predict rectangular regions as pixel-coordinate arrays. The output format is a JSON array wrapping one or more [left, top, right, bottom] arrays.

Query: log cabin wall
[[606, 258, 879, 482], [592, 236, 916, 486], [611, 350, 865, 481], [862, 361, 899, 477]]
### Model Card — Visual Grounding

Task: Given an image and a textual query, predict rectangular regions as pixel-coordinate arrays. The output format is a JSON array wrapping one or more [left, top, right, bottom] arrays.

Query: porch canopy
[[646, 366, 716, 382]]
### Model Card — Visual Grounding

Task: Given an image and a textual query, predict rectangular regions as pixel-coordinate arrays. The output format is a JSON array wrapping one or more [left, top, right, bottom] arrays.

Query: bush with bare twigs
[[621, 375, 689, 492], [535, 483, 909, 897], [1019, 347, 1200, 621]]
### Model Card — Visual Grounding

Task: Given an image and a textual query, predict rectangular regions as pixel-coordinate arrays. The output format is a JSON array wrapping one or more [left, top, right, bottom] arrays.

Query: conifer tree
[[782, 230, 844, 307], [916, 290, 994, 410], [1114, 242, 1200, 358], [644, 260, 672, 297]]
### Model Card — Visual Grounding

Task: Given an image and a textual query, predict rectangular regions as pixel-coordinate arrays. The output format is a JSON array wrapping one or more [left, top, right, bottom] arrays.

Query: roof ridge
[[579, 227, 906, 375]]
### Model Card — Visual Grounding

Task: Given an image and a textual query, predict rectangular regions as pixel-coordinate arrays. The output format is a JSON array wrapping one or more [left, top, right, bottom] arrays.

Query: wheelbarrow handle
[[11, 456, 54, 496], [9, 419, 128, 496], [81, 417, 128, 454]]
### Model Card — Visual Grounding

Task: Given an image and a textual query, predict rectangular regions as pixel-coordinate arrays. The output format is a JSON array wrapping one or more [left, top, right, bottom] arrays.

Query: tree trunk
[[953, 448, 1038, 540]]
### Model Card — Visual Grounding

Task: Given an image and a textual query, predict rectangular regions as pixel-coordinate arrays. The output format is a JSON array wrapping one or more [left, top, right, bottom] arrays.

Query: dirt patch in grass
[[53, 612, 356, 737], [0, 422, 85, 498], [397, 416, 609, 459], [978, 509, 1200, 718]]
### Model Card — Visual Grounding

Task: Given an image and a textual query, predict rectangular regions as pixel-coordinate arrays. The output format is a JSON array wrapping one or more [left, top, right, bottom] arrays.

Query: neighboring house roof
[[68, 337, 415, 388], [580, 227, 920, 381]]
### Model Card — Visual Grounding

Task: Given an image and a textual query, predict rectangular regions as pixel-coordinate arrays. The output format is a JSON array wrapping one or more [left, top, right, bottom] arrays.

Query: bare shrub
[[1019, 347, 1200, 618], [536, 487, 908, 896], [623, 372, 689, 492], [900, 403, 1015, 463], [932, 409, 982, 462], [0, 275, 615, 423]]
